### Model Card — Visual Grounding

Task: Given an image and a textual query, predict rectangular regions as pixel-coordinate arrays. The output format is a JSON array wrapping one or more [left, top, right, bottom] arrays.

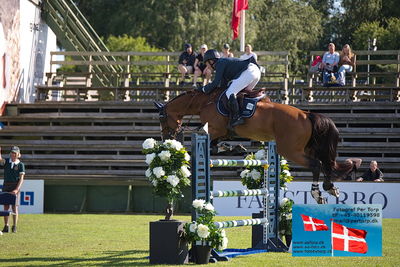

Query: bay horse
[[154, 88, 354, 204]]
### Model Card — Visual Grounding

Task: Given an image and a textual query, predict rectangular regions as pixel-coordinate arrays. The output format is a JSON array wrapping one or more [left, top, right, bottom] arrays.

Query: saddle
[[217, 88, 266, 118]]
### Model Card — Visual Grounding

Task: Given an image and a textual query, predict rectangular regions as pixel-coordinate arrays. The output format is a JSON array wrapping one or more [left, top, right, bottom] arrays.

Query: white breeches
[[225, 63, 261, 98]]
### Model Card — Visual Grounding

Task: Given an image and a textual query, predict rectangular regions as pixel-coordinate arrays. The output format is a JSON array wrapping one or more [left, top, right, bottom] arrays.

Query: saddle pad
[[217, 91, 265, 118]]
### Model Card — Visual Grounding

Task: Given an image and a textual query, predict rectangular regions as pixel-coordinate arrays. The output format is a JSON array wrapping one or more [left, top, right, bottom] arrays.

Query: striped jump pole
[[210, 159, 269, 167], [211, 189, 268, 198], [214, 218, 268, 229]]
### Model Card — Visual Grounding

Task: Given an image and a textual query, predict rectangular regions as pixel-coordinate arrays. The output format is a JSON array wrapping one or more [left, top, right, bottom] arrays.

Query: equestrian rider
[[197, 49, 261, 128]]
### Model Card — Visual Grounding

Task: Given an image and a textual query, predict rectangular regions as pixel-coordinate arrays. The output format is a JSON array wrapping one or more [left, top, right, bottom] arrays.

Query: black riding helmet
[[203, 49, 220, 63]]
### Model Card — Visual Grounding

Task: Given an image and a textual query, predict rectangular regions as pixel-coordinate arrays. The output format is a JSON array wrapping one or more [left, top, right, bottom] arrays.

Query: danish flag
[[332, 222, 368, 254], [301, 214, 329, 231]]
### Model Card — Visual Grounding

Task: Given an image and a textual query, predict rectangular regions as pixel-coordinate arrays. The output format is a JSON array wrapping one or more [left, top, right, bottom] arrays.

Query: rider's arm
[[202, 61, 224, 94]]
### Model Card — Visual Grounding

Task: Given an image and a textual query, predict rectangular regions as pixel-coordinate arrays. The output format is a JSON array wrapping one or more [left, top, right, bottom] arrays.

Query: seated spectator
[[356, 160, 384, 182], [320, 43, 340, 85], [193, 44, 212, 87], [178, 43, 197, 85], [337, 44, 355, 86], [343, 158, 362, 180], [221, 43, 234, 58], [240, 44, 257, 62]]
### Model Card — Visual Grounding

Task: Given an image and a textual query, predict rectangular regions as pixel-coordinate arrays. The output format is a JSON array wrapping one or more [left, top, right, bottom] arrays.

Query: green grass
[[0, 215, 398, 266]]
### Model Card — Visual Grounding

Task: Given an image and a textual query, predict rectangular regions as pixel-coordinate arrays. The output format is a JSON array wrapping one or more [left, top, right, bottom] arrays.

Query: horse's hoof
[[327, 187, 340, 198], [317, 197, 327, 204]]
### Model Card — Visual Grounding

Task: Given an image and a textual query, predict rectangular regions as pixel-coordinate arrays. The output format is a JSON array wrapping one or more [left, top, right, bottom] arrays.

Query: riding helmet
[[203, 49, 221, 63]]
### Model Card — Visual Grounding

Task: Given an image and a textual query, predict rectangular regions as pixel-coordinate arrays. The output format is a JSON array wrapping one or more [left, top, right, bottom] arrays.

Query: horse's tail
[[307, 112, 353, 179]]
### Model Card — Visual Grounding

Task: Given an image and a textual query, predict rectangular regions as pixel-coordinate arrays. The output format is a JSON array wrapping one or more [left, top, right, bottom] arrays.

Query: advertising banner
[[212, 181, 400, 218], [292, 204, 382, 257], [0, 179, 44, 214]]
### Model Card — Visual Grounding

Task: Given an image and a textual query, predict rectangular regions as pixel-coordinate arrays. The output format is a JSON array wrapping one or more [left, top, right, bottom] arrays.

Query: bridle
[[158, 90, 200, 140]]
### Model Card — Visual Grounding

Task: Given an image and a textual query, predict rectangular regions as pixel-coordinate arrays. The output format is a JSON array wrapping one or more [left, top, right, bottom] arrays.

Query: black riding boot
[[228, 94, 244, 128]]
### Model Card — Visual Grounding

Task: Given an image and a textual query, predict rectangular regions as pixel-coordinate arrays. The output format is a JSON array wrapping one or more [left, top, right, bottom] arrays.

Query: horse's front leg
[[308, 158, 327, 204], [322, 178, 340, 198]]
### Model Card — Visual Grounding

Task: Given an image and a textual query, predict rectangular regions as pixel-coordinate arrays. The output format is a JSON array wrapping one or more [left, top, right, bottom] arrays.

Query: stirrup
[[230, 117, 244, 127]]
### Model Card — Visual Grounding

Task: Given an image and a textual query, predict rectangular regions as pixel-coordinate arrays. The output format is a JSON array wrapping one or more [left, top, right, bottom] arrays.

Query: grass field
[[0, 214, 398, 266]]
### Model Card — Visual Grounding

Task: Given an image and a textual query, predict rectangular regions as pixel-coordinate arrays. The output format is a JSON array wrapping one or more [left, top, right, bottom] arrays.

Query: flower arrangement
[[240, 147, 293, 190], [278, 197, 294, 237], [183, 199, 228, 251], [142, 138, 191, 219]]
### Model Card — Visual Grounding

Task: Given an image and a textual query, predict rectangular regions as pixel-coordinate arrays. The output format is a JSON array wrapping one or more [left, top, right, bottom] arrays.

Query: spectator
[[343, 158, 362, 180], [178, 43, 197, 85], [321, 43, 340, 85], [356, 161, 384, 182], [197, 49, 261, 128], [240, 44, 257, 62], [221, 43, 234, 58], [193, 44, 212, 87], [338, 44, 355, 86], [0, 146, 25, 233]]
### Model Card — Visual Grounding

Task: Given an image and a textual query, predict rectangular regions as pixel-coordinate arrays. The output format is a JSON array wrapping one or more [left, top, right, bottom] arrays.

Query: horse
[[154, 87, 354, 204]]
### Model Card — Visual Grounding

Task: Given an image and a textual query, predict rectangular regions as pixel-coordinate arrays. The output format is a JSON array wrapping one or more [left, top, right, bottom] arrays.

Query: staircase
[[41, 0, 122, 86]]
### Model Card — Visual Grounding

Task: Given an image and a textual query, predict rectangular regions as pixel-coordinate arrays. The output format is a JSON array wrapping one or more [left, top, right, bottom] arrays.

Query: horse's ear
[[153, 101, 164, 111]]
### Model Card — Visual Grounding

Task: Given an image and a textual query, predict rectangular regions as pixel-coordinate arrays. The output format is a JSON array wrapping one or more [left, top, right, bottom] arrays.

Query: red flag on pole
[[300, 214, 329, 231], [332, 222, 368, 254], [231, 0, 248, 40]]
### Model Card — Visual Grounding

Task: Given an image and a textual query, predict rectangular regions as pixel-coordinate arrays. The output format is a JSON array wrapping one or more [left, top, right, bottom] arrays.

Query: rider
[[197, 49, 261, 128]]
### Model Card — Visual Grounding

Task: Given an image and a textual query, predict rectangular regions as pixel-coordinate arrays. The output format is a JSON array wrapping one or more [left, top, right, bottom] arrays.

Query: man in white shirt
[[321, 43, 340, 84]]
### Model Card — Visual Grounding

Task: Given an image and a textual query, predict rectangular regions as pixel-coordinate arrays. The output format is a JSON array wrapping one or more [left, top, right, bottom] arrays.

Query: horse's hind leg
[[307, 157, 327, 204]]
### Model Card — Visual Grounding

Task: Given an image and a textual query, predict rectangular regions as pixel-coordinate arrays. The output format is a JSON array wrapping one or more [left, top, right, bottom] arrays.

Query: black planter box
[[149, 220, 188, 264]]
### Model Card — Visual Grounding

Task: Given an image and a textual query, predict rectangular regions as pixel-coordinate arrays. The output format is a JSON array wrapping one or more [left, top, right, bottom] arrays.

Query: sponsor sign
[[212, 181, 400, 218], [292, 204, 382, 257], [0, 180, 44, 214]]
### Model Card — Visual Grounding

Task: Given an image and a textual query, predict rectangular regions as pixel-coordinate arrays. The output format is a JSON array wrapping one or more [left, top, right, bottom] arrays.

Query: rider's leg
[[225, 63, 261, 127]]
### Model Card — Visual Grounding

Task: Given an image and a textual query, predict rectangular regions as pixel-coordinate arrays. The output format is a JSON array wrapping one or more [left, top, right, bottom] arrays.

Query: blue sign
[[292, 204, 382, 257]]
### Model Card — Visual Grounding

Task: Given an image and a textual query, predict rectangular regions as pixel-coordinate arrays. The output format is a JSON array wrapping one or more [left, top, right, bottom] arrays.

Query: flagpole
[[331, 219, 334, 257], [239, 9, 245, 52]]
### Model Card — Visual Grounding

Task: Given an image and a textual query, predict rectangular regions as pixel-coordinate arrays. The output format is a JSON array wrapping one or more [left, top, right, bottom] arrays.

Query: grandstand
[[0, 0, 398, 213]]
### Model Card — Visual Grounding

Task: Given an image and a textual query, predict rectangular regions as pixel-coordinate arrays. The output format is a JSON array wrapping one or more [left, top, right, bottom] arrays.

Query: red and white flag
[[332, 222, 368, 254], [231, 0, 248, 40], [301, 214, 329, 231]]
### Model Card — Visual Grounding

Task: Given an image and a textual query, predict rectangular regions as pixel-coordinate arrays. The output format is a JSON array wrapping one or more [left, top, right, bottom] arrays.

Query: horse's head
[[154, 101, 184, 142]]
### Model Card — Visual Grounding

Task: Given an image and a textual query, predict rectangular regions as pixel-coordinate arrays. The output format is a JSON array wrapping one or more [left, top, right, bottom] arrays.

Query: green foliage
[[240, 147, 293, 190], [353, 21, 388, 50], [142, 138, 191, 204], [279, 198, 294, 236], [183, 200, 228, 250]]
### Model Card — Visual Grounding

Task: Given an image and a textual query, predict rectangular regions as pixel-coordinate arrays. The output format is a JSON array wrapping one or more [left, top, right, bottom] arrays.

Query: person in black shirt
[[193, 44, 211, 87], [356, 160, 384, 182], [198, 49, 261, 128], [178, 43, 197, 85]]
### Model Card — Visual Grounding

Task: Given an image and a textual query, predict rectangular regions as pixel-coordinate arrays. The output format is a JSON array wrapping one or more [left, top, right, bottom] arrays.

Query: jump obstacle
[[191, 133, 287, 262]]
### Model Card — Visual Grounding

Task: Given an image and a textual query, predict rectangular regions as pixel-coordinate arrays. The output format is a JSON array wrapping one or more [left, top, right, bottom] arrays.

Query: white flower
[[280, 230, 286, 234], [145, 168, 152, 178], [286, 213, 292, 220], [192, 199, 205, 209], [281, 159, 288, 165], [283, 169, 291, 176], [153, 167, 165, 178], [167, 175, 180, 187], [204, 203, 214, 211], [189, 222, 197, 233], [250, 169, 261, 180], [145, 153, 156, 165], [184, 152, 190, 161], [240, 169, 250, 178], [164, 139, 183, 151], [151, 179, 158, 187], [197, 224, 210, 239], [219, 236, 229, 250], [180, 165, 191, 178], [143, 138, 157, 149], [220, 229, 226, 237], [254, 149, 265, 160], [158, 150, 171, 162], [280, 197, 289, 206]]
